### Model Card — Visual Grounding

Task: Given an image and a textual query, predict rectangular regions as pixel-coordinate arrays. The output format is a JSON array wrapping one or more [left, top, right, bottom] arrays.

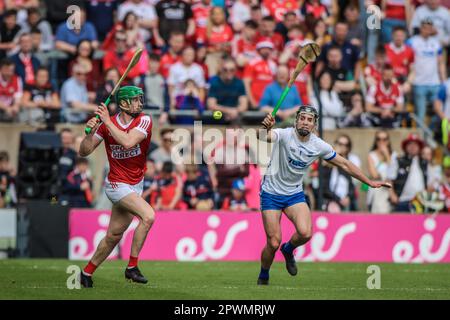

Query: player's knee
[[299, 228, 313, 241], [267, 236, 281, 251], [141, 213, 155, 229]]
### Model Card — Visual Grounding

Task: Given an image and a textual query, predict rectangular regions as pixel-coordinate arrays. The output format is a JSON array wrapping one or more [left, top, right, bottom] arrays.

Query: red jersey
[[243, 57, 277, 104], [0, 74, 22, 106], [232, 35, 257, 59], [192, 2, 211, 29], [263, 0, 299, 22], [257, 33, 284, 54], [385, 43, 414, 79], [364, 64, 382, 83], [103, 48, 143, 80], [286, 39, 311, 104], [366, 81, 404, 109], [95, 113, 153, 184], [385, 0, 406, 20], [159, 52, 181, 79], [302, 1, 329, 20], [196, 24, 234, 49]]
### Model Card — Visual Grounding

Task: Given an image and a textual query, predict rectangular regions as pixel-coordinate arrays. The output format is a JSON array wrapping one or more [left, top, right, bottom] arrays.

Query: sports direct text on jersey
[[110, 144, 142, 159]]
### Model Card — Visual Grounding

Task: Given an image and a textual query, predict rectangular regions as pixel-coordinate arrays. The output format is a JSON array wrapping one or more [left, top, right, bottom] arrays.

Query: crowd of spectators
[[1, 0, 450, 213]]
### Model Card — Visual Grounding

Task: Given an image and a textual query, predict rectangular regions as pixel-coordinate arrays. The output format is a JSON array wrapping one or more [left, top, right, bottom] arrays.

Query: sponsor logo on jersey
[[110, 144, 141, 159], [288, 156, 307, 168]]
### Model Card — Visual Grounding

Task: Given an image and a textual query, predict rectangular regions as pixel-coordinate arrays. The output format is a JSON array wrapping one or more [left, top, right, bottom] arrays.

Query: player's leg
[[281, 201, 313, 276], [258, 209, 282, 285], [117, 192, 155, 283], [81, 204, 133, 287]]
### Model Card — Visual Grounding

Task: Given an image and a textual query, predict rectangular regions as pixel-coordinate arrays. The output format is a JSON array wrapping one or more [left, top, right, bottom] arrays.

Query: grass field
[[0, 259, 449, 300]]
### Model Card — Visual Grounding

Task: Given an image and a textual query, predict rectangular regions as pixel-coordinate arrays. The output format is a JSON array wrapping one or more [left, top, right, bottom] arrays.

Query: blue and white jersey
[[407, 35, 442, 86], [261, 128, 336, 196]]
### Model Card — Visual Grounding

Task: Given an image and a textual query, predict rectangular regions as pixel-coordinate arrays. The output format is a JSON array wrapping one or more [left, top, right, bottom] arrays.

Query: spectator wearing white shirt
[[311, 71, 345, 130], [117, 0, 157, 43], [388, 134, 429, 212], [229, 0, 252, 32], [167, 46, 206, 110], [410, 0, 450, 47], [407, 18, 447, 122], [367, 130, 397, 213]]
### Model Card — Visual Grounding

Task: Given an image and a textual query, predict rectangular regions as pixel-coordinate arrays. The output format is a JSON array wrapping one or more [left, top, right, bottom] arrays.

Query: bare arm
[[243, 78, 256, 107], [55, 41, 77, 55], [79, 118, 103, 157], [70, 100, 98, 112], [328, 154, 391, 188]]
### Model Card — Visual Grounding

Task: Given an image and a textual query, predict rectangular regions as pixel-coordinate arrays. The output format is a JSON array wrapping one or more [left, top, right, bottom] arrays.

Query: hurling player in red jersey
[[78, 86, 154, 288]]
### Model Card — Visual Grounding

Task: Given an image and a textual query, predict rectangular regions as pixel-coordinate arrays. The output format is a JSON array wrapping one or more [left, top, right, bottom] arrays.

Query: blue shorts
[[260, 190, 306, 211]]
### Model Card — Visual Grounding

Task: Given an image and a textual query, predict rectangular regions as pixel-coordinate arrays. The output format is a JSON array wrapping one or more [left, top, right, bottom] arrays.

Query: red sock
[[128, 255, 138, 269], [83, 261, 97, 276]]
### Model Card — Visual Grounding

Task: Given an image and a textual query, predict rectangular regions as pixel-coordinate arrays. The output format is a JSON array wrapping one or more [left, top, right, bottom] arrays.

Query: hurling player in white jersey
[[256, 105, 391, 285]]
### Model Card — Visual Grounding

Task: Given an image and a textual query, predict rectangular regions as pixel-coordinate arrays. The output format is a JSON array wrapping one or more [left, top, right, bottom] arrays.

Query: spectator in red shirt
[[385, 26, 414, 93], [102, 30, 146, 82], [0, 58, 22, 122], [159, 31, 185, 79], [198, 6, 234, 76], [279, 26, 312, 104], [301, 0, 331, 28], [192, 0, 212, 39], [151, 161, 183, 210], [232, 20, 258, 75], [243, 40, 277, 108], [257, 15, 284, 55], [68, 39, 102, 92], [365, 45, 386, 88], [366, 64, 405, 128], [262, 0, 300, 23]]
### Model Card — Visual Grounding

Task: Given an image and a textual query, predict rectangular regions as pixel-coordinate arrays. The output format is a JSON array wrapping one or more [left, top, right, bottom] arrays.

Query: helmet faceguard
[[115, 86, 144, 118], [295, 105, 319, 137]]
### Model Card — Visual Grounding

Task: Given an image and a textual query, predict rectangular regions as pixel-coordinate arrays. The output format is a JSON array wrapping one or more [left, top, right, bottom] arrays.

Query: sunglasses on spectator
[[75, 72, 87, 76], [223, 68, 235, 72], [115, 37, 127, 42], [376, 136, 389, 141], [336, 141, 349, 147]]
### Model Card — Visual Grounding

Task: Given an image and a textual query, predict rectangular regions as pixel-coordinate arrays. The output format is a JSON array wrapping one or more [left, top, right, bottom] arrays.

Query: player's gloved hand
[[262, 114, 275, 130]]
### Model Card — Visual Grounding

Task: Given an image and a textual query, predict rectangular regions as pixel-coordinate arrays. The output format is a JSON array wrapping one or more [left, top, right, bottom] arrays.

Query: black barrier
[[16, 200, 69, 258], [17, 131, 62, 201]]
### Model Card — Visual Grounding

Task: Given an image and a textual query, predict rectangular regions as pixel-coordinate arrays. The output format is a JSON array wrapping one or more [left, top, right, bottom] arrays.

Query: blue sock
[[282, 241, 295, 254], [259, 267, 270, 280]]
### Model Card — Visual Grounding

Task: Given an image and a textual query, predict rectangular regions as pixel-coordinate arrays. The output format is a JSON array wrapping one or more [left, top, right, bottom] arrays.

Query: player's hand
[[95, 103, 111, 125], [86, 117, 100, 131], [262, 114, 275, 130], [369, 181, 392, 189]]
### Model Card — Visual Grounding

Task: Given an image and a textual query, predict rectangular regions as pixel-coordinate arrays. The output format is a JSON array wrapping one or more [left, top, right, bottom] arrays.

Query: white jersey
[[261, 128, 336, 196]]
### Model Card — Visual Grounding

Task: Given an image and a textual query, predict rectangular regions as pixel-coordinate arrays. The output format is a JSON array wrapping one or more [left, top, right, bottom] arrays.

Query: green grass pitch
[[0, 259, 449, 299]]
